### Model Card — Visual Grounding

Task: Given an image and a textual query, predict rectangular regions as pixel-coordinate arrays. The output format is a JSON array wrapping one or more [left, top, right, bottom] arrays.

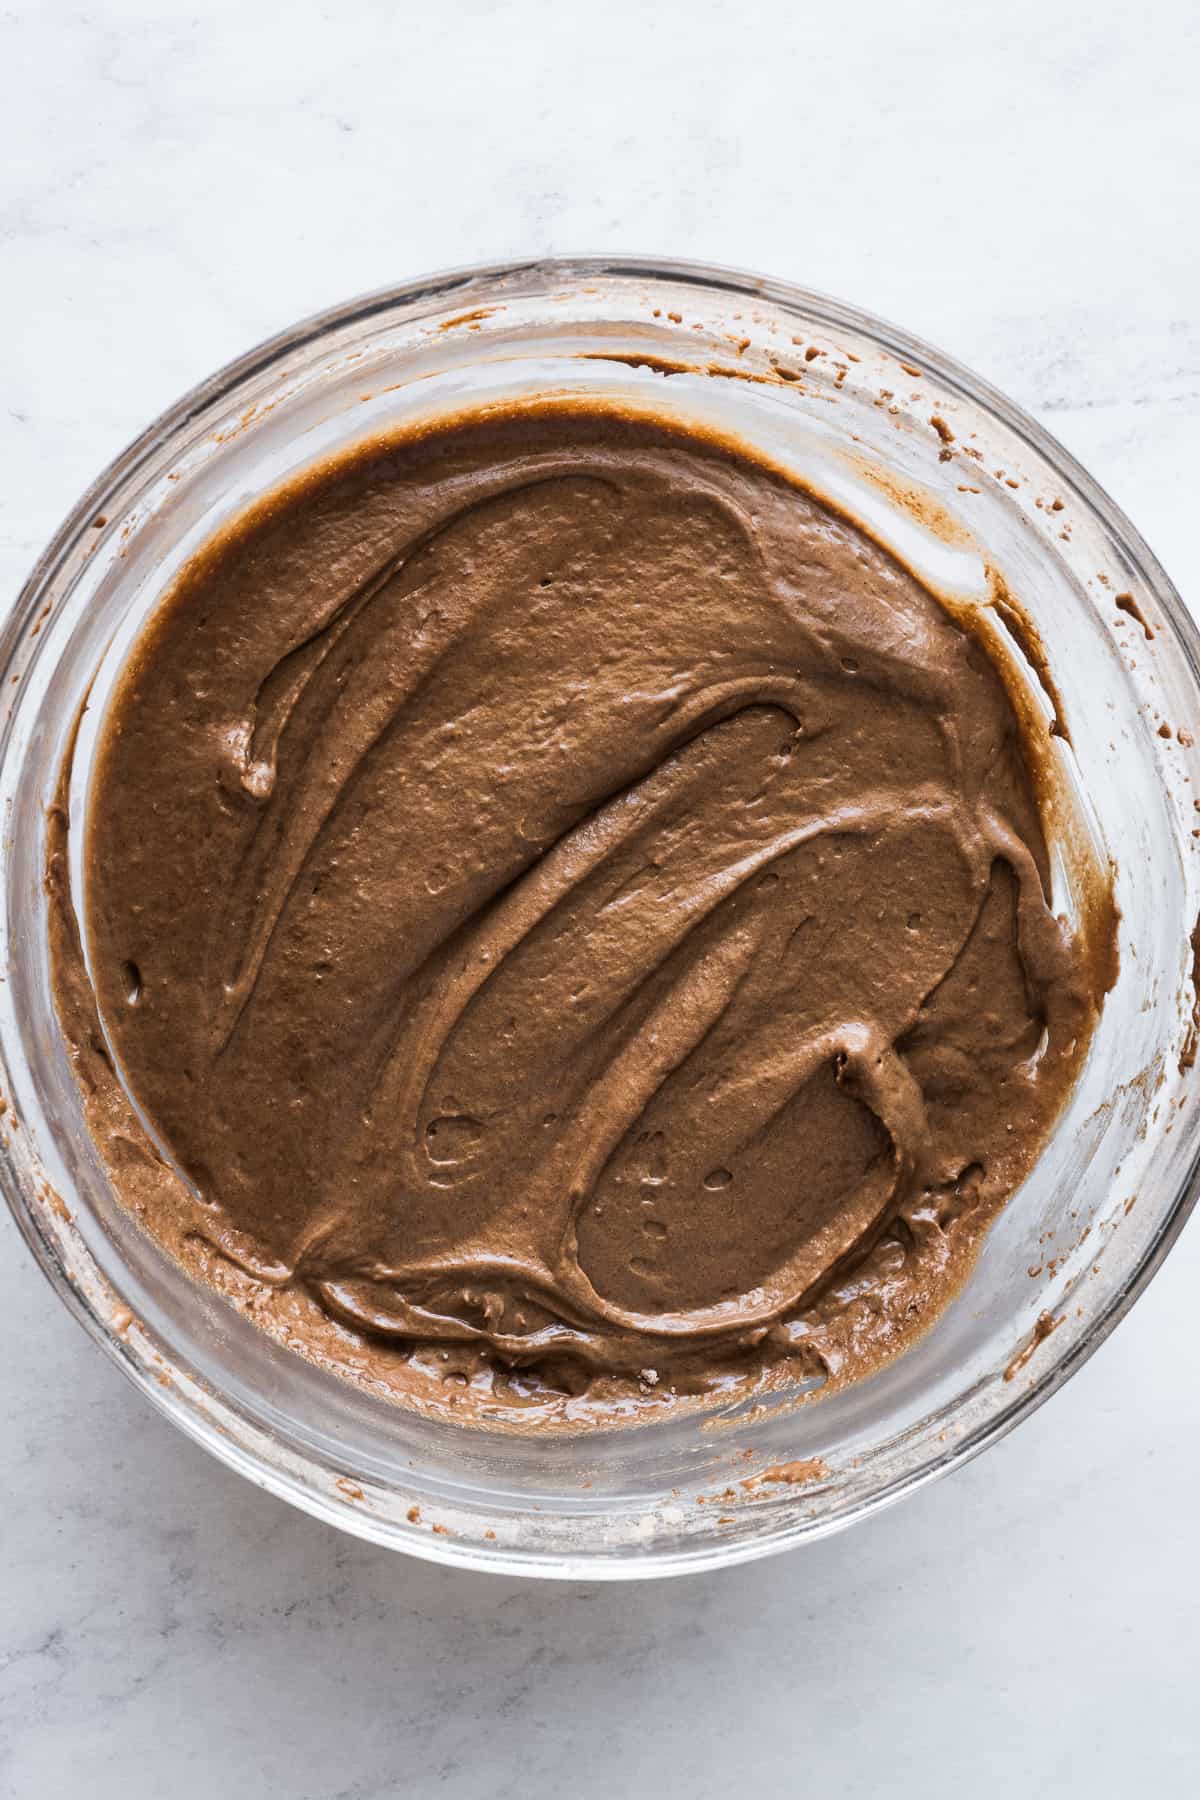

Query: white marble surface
[[3, 2, 1199, 1794]]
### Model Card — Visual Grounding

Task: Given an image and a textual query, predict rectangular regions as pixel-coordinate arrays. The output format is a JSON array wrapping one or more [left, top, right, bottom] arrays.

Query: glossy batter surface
[[52, 403, 1111, 1424]]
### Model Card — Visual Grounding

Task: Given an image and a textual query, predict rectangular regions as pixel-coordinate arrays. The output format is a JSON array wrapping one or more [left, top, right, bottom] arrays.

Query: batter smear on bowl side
[[49, 401, 1115, 1425]]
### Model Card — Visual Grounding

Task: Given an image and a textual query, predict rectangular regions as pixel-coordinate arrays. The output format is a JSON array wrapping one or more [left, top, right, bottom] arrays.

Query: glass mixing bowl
[[3, 257, 1198, 1578]]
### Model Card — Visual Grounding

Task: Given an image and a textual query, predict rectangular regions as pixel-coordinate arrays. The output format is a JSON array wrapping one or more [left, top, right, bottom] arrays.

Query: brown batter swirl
[[51, 402, 1113, 1423]]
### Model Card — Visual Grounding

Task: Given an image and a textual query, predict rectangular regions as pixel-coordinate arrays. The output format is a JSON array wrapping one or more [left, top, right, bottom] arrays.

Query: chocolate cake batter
[[50, 401, 1114, 1425]]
